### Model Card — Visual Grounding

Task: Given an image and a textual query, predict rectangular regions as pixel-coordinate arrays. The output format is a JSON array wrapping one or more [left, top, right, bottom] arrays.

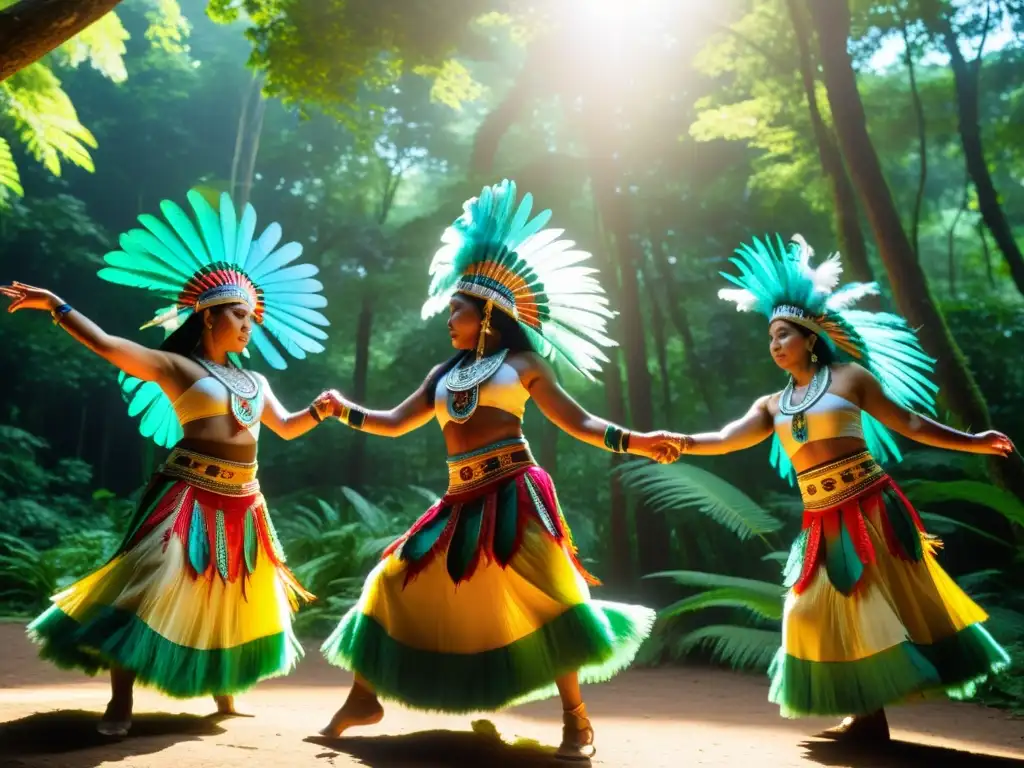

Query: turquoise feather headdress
[[98, 189, 330, 448], [421, 179, 617, 380], [718, 234, 939, 484]]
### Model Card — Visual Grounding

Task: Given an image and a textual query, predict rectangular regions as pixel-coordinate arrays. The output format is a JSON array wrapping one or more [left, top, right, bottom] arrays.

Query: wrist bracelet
[[308, 403, 324, 423], [603, 425, 629, 453], [338, 404, 367, 430], [51, 303, 72, 326]]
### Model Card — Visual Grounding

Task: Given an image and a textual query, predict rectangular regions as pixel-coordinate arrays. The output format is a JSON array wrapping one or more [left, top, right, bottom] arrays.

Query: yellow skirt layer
[[770, 470, 1009, 717], [322, 462, 656, 713], [27, 474, 313, 698]]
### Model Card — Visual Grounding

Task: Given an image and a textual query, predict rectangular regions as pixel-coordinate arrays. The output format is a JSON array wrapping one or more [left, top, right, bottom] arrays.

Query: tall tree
[[917, 0, 1024, 297], [785, 0, 875, 287], [807, 0, 1024, 507]]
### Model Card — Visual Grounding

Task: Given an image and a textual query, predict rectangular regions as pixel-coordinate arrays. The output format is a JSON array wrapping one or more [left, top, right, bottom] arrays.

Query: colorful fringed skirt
[[27, 447, 313, 698], [321, 437, 656, 712], [770, 450, 1010, 717]]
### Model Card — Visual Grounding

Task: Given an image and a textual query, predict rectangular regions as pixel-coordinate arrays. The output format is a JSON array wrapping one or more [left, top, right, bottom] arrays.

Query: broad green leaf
[[660, 586, 784, 622], [901, 480, 1024, 528], [619, 461, 783, 539]]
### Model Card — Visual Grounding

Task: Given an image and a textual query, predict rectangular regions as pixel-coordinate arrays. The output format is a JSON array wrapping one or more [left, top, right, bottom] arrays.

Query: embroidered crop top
[[172, 376, 265, 437], [434, 363, 530, 429], [773, 392, 864, 457]]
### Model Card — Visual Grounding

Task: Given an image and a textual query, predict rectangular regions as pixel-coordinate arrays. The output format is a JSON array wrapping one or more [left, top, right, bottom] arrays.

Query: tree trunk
[[979, 220, 994, 289], [808, 0, 1024, 510], [470, 59, 543, 176], [898, 11, 928, 258], [589, 211, 634, 589], [231, 75, 259, 198], [237, 86, 267, 210], [0, 0, 123, 82], [928, 4, 1024, 297], [642, 259, 673, 423], [346, 294, 374, 489], [651, 246, 718, 417], [786, 0, 875, 290], [948, 158, 970, 296], [586, 146, 674, 587]]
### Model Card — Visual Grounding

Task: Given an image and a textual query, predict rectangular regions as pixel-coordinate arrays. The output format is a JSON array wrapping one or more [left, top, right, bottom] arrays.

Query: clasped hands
[[310, 389, 347, 421], [311, 390, 694, 466], [628, 431, 691, 465]]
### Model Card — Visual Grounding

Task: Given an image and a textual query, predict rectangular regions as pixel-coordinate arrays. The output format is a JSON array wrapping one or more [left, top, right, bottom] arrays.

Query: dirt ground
[[1, 622, 1022, 768]]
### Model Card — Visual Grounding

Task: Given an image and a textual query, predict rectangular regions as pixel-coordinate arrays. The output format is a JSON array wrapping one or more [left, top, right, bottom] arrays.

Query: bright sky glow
[[868, 13, 1017, 70]]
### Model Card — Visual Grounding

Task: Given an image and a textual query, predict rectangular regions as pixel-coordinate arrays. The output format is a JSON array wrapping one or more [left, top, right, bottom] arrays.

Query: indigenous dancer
[[318, 180, 677, 760], [0, 190, 334, 736], [668, 234, 1012, 740]]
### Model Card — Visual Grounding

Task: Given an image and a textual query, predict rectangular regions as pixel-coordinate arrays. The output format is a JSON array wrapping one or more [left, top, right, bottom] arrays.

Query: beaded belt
[[797, 450, 884, 511], [161, 447, 260, 496], [446, 437, 535, 494]]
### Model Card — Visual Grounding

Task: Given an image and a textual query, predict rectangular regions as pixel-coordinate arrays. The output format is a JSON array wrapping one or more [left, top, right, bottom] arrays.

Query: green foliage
[[0, 136, 22, 204], [273, 486, 426, 635], [647, 570, 785, 623], [676, 625, 782, 670], [55, 13, 132, 83], [207, 0, 490, 119], [1, 64, 98, 176], [902, 479, 1024, 528], [618, 460, 784, 541]]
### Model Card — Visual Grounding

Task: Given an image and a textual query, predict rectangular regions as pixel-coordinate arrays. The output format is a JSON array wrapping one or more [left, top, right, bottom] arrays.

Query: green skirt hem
[[769, 623, 1010, 717], [321, 599, 655, 713], [27, 604, 303, 699]]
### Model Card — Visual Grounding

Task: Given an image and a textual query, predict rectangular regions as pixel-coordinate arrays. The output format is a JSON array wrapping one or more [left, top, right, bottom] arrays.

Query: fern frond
[[660, 586, 783, 623], [902, 479, 1024, 528], [619, 460, 782, 539], [0, 136, 23, 203], [678, 625, 781, 671], [1, 64, 98, 177]]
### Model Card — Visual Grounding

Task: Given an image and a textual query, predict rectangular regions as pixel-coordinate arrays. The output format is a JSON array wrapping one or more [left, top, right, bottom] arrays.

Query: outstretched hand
[[0, 281, 61, 313], [630, 430, 683, 464], [974, 430, 1015, 457]]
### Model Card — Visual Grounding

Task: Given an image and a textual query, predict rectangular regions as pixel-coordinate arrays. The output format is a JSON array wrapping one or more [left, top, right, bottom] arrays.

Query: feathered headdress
[[421, 179, 616, 380], [718, 234, 938, 483], [98, 189, 330, 447]]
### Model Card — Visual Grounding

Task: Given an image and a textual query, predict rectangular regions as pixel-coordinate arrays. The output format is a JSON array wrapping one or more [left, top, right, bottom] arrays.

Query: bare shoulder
[[505, 350, 551, 388], [759, 391, 781, 416]]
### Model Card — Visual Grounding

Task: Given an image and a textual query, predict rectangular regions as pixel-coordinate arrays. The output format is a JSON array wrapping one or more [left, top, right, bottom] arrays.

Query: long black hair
[[787, 320, 836, 367], [159, 305, 232, 359], [425, 292, 539, 406]]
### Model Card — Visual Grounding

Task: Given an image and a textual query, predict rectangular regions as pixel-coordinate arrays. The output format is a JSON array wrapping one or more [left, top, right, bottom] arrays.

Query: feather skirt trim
[[382, 465, 599, 589]]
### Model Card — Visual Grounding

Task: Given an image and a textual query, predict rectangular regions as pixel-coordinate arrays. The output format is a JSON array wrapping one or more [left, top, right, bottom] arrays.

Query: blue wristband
[[52, 303, 72, 325]]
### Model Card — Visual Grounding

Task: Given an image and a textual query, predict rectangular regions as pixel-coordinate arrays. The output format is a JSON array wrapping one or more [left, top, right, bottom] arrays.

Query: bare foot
[[820, 710, 890, 742], [555, 703, 596, 762], [97, 696, 132, 737], [319, 691, 384, 738]]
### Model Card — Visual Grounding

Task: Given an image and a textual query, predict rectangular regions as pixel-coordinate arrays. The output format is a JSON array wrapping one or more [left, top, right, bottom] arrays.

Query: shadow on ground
[[307, 718, 574, 767], [0, 709, 226, 766], [802, 738, 1024, 767]]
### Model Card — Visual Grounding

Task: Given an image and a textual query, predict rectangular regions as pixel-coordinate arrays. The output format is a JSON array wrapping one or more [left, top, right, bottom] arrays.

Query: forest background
[[1, 0, 1023, 715]]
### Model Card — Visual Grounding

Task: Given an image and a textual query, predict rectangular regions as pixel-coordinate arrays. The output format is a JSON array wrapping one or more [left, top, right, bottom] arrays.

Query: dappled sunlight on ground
[[1, 624, 1021, 767]]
